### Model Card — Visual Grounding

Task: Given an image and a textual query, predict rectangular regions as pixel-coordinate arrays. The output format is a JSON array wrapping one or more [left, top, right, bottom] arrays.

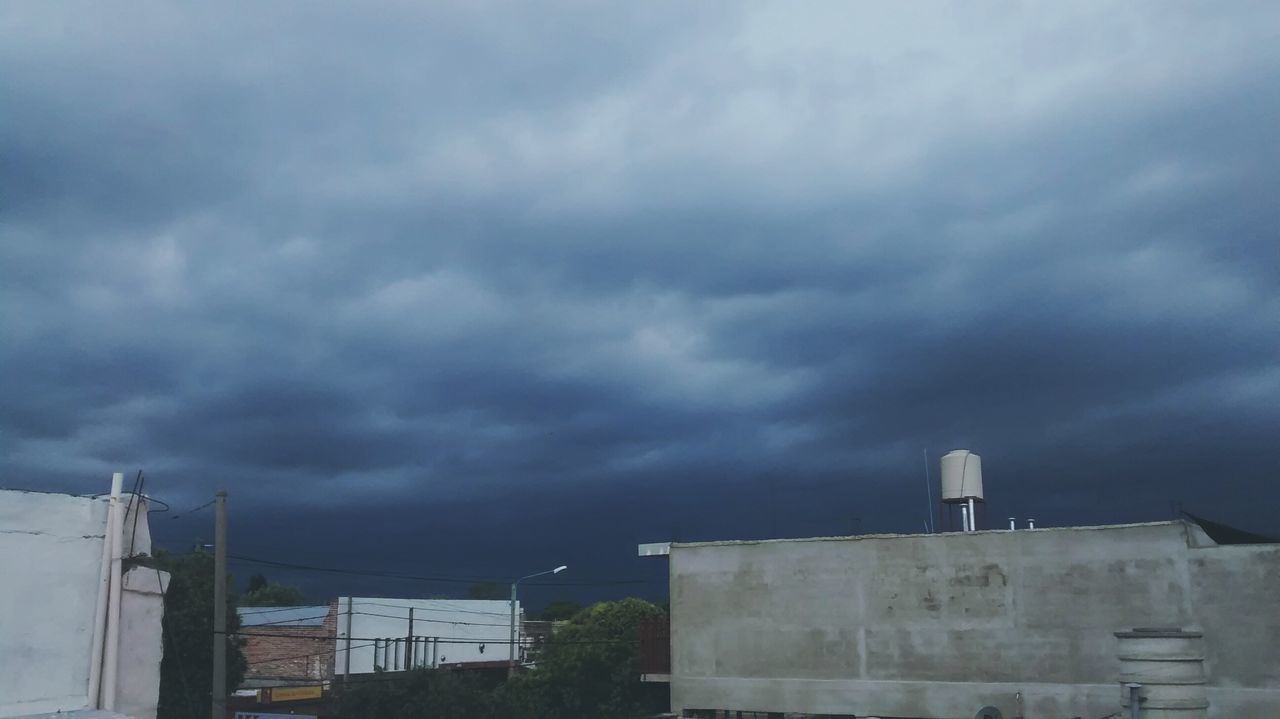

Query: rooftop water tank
[[940, 449, 984, 502], [1115, 628, 1208, 718]]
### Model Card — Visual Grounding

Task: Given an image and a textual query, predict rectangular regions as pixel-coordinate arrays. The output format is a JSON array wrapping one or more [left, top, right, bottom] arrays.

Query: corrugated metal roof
[[238, 605, 330, 627]]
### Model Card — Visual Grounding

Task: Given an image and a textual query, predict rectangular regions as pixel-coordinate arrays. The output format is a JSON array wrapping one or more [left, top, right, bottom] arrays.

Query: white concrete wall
[[117, 568, 169, 719], [667, 521, 1280, 719], [335, 598, 517, 673], [0, 489, 167, 719]]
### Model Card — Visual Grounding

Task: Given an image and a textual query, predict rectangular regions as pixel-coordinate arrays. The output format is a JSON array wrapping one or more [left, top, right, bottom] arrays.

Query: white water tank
[[1115, 628, 1208, 718], [940, 449, 984, 501]]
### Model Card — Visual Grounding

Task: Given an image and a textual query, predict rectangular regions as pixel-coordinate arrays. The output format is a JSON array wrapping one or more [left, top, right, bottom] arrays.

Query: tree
[[496, 598, 668, 719], [467, 581, 507, 600], [239, 581, 306, 607], [155, 550, 247, 719], [538, 600, 582, 622], [245, 573, 269, 593]]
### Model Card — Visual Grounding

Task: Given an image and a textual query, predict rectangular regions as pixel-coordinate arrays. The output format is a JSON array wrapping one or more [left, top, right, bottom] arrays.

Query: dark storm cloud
[[2, 2, 1278, 592]]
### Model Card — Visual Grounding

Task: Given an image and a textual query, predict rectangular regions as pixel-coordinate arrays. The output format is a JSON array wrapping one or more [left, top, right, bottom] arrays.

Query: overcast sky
[[2, 2, 1277, 603]]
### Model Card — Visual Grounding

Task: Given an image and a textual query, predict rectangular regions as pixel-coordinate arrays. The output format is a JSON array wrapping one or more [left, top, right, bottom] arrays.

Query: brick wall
[[241, 601, 338, 682]]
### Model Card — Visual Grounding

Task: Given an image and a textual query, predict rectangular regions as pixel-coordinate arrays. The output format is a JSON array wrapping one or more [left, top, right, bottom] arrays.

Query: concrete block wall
[[667, 521, 1280, 719]]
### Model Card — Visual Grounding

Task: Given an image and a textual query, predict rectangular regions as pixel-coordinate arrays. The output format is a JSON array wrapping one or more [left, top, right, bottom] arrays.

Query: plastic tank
[[940, 449, 983, 501], [1115, 628, 1208, 718]]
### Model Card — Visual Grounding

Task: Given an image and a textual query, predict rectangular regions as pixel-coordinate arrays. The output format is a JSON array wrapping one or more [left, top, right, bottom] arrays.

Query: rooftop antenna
[[923, 449, 936, 533]]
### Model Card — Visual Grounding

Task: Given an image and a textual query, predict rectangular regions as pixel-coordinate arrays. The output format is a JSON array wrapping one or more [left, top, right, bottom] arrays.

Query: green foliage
[[245, 573, 269, 593], [498, 598, 668, 719], [538, 600, 582, 622], [333, 598, 668, 719], [239, 581, 306, 607], [466, 581, 508, 600], [156, 550, 247, 719], [336, 669, 502, 719]]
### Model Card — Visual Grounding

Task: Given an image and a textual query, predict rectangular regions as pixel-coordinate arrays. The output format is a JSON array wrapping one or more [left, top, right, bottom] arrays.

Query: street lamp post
[[510, 565, 567, 675]]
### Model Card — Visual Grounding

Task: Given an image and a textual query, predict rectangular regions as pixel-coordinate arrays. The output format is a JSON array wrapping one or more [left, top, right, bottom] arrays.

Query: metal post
[[923, 449, 935, 533], [967, 497, 977, 531], [509, 581, 519, 675], [212, 491, 227, 719], [960, 504, 969, 533], [1126, 682, 1142, 719], [1009, 517, 1016, 530], [343, 596, 352, 680], [1028, 518, 1036, 529], [405, 608, 414, 670]]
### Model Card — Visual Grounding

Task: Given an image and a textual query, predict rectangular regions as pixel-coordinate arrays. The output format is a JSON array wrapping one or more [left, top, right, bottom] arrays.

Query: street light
[[510, 565, 568, 674]]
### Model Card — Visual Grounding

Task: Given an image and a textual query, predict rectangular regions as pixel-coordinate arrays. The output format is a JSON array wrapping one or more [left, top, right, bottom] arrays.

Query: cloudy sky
[[3, 2, 1277, 602]]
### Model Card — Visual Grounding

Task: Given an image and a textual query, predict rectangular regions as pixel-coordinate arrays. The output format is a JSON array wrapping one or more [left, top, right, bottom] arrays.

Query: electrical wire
[[238, 604, 335, 616], [168, 499, 216, 520], [223, 630, 634, 645], [228, 552, 647, 587], [353, 600, 509, 618], [239, 610, 514, 629], [243, 641, 378, 667]]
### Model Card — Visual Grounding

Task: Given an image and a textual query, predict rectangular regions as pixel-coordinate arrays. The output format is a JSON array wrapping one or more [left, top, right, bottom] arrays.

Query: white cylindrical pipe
[[1028, 518, 1036, 529], [967, 497, 977, 532], [960, 504, 970, 533], [102, 472, 126, 710], [87, 473, 122, 707], [1009, 517, 1016, 531]]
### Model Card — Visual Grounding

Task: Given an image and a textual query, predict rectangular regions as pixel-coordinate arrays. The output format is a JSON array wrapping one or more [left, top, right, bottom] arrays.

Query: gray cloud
[[2, 2, 1277, 592]]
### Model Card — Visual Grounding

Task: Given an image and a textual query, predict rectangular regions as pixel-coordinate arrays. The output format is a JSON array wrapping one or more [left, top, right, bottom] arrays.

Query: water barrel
[[1115, 628, 1208, 718]]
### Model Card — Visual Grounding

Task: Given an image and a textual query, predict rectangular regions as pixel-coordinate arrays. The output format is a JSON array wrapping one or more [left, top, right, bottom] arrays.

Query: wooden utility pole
[[212, 491, 227, 719]]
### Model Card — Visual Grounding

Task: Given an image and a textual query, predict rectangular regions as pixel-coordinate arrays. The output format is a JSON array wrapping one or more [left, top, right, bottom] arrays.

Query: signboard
[[235, 714, 317, 719], [267, 685, 324, 702]]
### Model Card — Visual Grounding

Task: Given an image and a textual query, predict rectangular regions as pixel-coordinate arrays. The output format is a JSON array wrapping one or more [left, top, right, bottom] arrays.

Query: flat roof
[[238, 605, 330, 627], [663, 520, 1195, 549]]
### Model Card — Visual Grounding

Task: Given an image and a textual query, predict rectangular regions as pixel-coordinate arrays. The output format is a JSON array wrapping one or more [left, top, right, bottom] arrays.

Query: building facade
[[334, 598, 519, 674], [0, 487, 168, 719], [649, 521, 1280, 718], [238, 604, 339, 688]]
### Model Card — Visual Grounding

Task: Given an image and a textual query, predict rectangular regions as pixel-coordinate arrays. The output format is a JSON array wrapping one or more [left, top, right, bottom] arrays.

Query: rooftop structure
[[643, 520, 1280, 718]]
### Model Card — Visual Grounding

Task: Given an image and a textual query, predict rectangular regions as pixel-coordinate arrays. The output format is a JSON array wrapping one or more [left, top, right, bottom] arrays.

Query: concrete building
[[334, 598, 518, 675], [238, 604, 338, 688], [0, 485, 169, 719], [645, 520, 1280, 718]]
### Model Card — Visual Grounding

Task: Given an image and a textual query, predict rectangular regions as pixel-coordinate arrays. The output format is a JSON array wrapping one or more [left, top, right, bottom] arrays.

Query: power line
[[224, 630, 633, 645], [228, 552, 648, 587], [243, 641, 377, 667], [238, 604, 335, 616], [168, 499, 216, 520], [353, 599, 509, 618], [355, 610, 509, 628], [238, 609, 516, 629]]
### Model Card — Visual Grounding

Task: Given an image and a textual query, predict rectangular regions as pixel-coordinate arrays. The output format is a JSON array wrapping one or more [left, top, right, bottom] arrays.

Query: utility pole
[[212, 491, 227, 719], [509, 582, 518, 674], [405, 607, 415, 669], [343, 596, 353, 681]]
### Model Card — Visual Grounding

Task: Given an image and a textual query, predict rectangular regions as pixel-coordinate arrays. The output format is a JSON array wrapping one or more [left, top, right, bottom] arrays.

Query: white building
[[334, 598, 518, 674], [0, 481, 169, 719]]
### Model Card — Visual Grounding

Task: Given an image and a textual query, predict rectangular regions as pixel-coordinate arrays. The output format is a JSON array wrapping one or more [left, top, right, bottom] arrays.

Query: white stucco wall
[[335, 598, 517, 673], [0, 489, 167, 719]]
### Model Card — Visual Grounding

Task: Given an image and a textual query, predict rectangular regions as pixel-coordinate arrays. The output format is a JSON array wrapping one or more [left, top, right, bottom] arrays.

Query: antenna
[[923, 449, 936, 533]]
